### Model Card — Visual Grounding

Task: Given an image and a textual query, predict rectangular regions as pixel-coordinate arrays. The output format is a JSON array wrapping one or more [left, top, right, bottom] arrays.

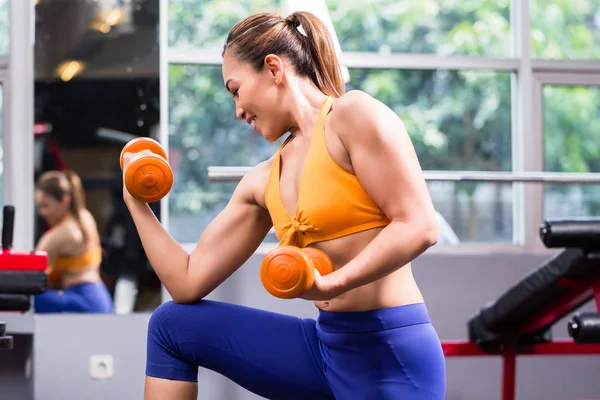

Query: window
[[0, 0, 7, 55], [167, 64, 513, 243], [348, 69, 512, 172], [325, 0, 511, 56], [168, 64, 284, 242], [165, 0, 600, 249], [543, 84, 600, 218], [168, 0, 281, 49], [531, 0, 600, 59], [348, 68, 513, 243]]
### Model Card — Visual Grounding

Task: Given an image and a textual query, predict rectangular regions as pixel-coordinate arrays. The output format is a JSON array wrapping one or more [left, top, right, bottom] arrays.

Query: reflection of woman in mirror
[[33, 170, 113, 313]]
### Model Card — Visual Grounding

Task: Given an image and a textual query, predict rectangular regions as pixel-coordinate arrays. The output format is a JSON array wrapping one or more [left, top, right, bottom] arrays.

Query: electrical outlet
[[89, 354, 114, 380]]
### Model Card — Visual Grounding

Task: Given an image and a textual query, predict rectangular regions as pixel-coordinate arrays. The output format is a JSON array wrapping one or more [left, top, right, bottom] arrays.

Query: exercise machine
[[0, 206, 48, 350], [442, 217, 600, 400]]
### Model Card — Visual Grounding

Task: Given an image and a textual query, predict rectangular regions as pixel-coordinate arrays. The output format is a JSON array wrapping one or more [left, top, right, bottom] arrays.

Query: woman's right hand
[[121, 150, 152, 205]]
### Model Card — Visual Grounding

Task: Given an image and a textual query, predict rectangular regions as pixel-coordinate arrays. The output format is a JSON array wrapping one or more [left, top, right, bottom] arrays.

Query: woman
[[34, 170, 113, 314], [124, 11, 445, 400]]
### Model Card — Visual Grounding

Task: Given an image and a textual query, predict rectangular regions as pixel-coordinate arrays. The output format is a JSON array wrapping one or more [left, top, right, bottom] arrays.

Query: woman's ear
[[263, 54, 284, 85], [61, 194, 72, 210]]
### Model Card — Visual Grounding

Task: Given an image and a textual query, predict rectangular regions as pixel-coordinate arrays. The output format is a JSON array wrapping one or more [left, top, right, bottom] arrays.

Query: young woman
[[123, 11, 446, 400], [34, 170, 112, 313]]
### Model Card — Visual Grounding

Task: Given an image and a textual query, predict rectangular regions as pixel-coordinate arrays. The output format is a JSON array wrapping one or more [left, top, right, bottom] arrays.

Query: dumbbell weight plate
[[302, 248, 334, 277], [0, 335, 13, 350], [119, 137, 168, 170], [260, 246, 315, 299], [125, 154, 173, 203]]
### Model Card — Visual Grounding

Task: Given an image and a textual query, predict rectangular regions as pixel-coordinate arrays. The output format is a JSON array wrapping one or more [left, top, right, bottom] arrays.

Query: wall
[[0, 334, 33, 400], [2, 251, 599, 399]]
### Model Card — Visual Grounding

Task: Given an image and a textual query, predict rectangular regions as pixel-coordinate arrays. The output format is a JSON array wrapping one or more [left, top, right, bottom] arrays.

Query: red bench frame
[[441, 272, 600, 400]]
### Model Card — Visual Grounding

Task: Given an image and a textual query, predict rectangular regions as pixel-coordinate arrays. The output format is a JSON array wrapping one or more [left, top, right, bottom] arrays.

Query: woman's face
[[35, 190, 69, 226], [222, 52, 290, 142]]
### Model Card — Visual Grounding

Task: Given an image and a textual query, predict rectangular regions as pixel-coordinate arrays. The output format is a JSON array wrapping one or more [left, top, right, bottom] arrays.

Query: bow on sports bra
[[264, 96, 390, 248]]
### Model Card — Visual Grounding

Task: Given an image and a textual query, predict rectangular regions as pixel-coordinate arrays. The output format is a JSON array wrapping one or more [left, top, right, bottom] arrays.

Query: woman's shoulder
[[330, 90, 388, 126], [79, 208, 97, 226], [39, 218, 79, 251], [329, 90, 397, 140], [334, 90, 379, 109]]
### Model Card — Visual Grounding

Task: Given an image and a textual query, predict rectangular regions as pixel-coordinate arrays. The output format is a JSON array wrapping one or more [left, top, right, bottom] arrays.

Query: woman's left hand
[[299, 270, 338, 301]]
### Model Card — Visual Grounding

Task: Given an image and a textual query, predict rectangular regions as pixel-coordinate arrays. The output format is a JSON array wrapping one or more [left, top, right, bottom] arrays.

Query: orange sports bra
[[264, 96, 390, 248], [52, 246, 102, 271]]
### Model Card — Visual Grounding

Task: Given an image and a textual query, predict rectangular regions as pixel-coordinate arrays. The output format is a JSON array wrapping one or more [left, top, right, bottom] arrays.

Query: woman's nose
[[236, 107, 246, 121]]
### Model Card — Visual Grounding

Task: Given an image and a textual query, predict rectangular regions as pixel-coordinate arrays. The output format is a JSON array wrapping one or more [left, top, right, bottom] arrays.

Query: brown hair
[[36, 170, 88, 243], [223, 11, 345, 98]]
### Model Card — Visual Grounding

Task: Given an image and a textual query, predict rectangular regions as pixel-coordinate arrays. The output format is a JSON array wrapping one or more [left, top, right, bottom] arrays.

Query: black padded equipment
[[0, 294, 31, 312], [0, 321, 12, 351], [468, 248, 599, 349], [0, 335, 13, 350], [468, 218, 600, 349], [568, 313, 600, 344], [0, 271, 47, 295], [2, 205, 14, 250], [540, 217, 600, 250]]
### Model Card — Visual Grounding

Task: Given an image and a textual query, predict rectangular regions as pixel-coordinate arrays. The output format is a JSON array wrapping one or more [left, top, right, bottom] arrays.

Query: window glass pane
[[348, 69, 512, 172], [168, 0, 281, 49], [168, 64, 283, 242], [543, 84, 600, 218], [348, 68, 512, 243], [326, 0, 511, 57], [429, 182, 513, 244], [169, 64, 513, 244], [531, 0, 600, 59], [0, 0, 7, 55]]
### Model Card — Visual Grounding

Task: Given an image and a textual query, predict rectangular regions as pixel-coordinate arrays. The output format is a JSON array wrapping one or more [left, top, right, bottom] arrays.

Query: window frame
[[528, 72, 600, 252], [0, 0, 36, 332]]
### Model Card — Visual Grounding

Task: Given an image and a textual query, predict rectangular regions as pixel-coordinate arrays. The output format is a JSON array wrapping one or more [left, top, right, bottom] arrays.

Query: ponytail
[[223, 11, 346, 98], [286, 12, 345, 98], [62, 170, 88, 243]]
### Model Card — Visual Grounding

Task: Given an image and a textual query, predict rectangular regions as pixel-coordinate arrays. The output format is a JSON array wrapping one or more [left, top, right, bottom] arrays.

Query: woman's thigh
[[320, 306, 446, 399], [146, 300, 335, 400]]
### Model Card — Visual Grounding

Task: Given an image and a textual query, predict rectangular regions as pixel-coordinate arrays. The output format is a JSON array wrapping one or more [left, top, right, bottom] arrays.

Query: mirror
[[33, 0, 161, 314]]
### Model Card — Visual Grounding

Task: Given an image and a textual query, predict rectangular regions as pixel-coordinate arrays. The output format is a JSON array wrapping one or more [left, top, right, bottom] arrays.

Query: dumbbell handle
[[2, 205, 14, 251]]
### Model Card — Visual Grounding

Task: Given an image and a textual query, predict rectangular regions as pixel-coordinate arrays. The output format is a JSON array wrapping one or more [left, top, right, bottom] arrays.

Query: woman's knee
[[146, 301, 201, 382], [148, 301, 184, 337]]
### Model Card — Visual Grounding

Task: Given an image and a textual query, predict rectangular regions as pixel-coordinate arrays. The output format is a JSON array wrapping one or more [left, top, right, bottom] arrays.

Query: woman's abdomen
[[311, 227, 424, 312]]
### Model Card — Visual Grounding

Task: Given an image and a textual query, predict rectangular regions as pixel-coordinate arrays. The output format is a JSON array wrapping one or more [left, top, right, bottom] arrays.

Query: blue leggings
[[34, 282, 113, 313], [146, 300, 446, 399]]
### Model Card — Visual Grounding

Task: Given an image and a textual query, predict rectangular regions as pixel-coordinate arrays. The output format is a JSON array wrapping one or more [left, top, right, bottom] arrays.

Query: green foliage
[[531, 0, 600, 59], [168, 64, 284, 214], [542, 85, 600, 218], [326, 0, 510, 56], [168, 0, 280, 49]]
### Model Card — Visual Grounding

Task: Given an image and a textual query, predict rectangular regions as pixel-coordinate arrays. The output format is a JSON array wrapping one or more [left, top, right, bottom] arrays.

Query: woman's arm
[[123, 162, 273, 304], [324, 90, 439, 297], [35, 228, 65, 267], [36, 227, 67, 288]]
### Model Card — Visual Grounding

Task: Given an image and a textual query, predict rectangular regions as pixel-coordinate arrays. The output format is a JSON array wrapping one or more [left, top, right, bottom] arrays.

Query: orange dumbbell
[[260, 246, 334, 299], [120, 137, 173, 203]]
